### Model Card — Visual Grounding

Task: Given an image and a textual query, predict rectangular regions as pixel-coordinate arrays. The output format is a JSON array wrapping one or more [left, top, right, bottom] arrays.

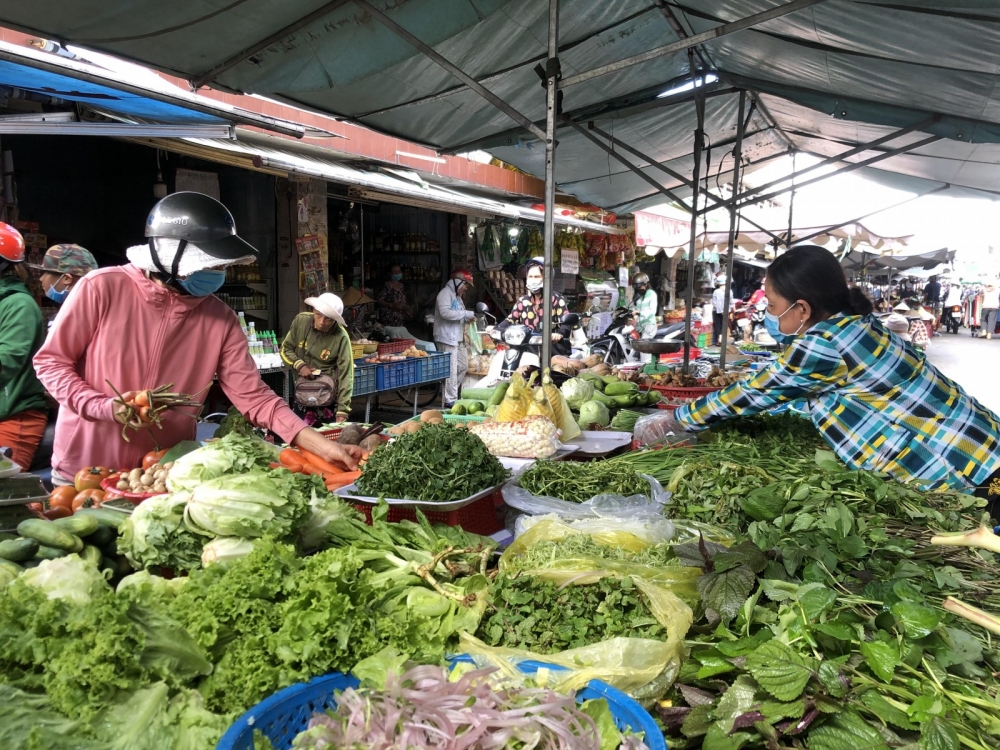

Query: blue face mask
[[390, 273, 403, 282], [177, 269, 226, 297], [764, 303, 804, 347], [45, 278, 70, 304]]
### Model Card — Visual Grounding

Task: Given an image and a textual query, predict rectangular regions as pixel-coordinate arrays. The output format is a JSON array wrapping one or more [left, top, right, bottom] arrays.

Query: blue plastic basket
[[417, 351, 452, 383], [352, 363, 377, 396], [217, 655, 666, 750], [375, 358, 419, 390]]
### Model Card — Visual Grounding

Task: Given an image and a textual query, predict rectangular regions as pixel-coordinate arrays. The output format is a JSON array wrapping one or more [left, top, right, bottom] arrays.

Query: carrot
[[133, 390, 151, 408], [298, 448, 349, 474], [279, 449, 306, 469], [329, 470, 361, 485], [268, 462, 282, 469]]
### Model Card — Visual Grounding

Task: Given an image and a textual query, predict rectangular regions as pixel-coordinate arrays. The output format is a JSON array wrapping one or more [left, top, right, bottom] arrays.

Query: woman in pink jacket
[[34, 192, 359, 485]]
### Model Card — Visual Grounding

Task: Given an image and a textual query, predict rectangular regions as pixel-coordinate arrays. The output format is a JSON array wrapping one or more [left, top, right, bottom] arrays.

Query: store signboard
[[175, 168, 220, 201], [634, 210, 688, 249]]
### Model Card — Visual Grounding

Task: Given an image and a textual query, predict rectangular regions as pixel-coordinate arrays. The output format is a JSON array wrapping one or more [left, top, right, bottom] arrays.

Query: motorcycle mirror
[[475, 302, 490, 313], [561, 312, 580, 326]]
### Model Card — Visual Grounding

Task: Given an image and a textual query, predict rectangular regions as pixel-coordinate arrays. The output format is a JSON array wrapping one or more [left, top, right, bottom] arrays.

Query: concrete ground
[[926, 329, 1000, 414]]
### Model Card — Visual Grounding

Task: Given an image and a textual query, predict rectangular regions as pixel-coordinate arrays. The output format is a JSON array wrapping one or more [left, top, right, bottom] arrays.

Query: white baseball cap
[[304, 292, 346, 326]]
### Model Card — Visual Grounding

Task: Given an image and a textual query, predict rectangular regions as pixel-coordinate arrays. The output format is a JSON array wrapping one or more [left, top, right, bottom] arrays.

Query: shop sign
[[634, 210, 688, 249]]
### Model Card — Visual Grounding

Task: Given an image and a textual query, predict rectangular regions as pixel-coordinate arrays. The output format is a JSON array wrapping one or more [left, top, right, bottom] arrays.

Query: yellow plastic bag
[[499, 518, 702, 602], [459, 572, 692, 700], [496, 371, 536, 422]]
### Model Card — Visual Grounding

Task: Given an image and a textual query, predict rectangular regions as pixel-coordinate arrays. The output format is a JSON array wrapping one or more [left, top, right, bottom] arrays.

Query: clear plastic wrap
[[470, 416, 560, 458], [632, 412, 694, 448], [502, 466, 670, 521]]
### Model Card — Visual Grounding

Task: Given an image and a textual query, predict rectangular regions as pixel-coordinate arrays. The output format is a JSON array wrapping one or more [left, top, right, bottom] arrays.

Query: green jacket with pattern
[[280, 312, 354, 416]]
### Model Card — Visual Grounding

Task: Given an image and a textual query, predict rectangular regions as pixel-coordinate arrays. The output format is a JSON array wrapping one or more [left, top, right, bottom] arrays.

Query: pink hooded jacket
[[34, 264, 304, 478]]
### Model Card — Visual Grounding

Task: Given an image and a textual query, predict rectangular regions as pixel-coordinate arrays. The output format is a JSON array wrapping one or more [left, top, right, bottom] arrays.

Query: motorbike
[[589, 307, 686, 366], [944, 304, 962, 334], [476, 303, 579, 386], [748, 299, 768, 339]]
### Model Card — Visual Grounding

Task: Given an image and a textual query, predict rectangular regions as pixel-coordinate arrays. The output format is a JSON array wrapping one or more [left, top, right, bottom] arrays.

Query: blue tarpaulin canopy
[[2, 0, 999, 207]]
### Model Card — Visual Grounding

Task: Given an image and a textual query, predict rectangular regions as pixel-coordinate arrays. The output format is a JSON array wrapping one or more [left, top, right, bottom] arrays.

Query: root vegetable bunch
[[107, 380, 209, 443]]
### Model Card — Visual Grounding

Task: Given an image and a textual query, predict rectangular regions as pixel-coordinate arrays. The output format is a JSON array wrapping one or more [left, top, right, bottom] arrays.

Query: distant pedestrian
[[711, 277, 727, 346], [980, 281, 999, 340]]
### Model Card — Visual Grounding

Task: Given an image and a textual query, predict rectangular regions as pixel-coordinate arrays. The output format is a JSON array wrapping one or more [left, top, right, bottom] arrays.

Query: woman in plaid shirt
[[675, 246, 1000, 497]]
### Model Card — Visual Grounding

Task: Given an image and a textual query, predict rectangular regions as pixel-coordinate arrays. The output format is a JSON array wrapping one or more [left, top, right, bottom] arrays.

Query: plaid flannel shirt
[[674, 314, 1000, 490]]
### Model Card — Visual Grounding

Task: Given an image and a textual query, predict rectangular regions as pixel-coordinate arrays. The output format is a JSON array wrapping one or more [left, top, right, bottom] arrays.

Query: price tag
[[560, 252, 579, 275], [619, 267, 629, 286]]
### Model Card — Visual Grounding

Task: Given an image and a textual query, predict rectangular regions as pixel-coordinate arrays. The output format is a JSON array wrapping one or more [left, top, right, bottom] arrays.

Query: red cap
[[0, 223, 25, 264], [452, 268, 474, 287]]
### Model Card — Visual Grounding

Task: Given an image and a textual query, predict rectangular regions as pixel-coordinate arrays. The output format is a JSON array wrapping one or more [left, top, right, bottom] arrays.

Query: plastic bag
[[470, 416, 559, 458], [467, 322, 483, 355], [458, 571, 692, 699], [513, 513, 677, 546], [496, 371, 536, 422], [633, 412, 694, 448], [502, 466, 670, 521], [499, 519, 702, 603]]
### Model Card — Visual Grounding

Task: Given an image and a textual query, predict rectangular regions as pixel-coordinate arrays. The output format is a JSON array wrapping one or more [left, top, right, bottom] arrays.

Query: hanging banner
[[634, 210, 689, 249]]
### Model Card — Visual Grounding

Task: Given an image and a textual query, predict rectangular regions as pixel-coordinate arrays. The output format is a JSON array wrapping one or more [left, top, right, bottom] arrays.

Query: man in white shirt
[[711, 277, 728, 346]]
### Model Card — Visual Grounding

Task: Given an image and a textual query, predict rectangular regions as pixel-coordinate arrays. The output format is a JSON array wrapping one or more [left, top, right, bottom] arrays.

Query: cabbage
[[166, 434, 280, 492], [183, 470, 314, 539], [20, 555, 109, 605], [118, 492, 206, 572], [578, 399, 611, 428], [297, 491, 361, 551], [201, 537, 255, 567], [115, 570, 188, 601], [559, 377, 595, 410]]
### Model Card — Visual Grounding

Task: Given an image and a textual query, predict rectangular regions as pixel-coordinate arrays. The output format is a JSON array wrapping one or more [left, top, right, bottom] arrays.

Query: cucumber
[[601, 375, 620, 386], [0, 558, 24, 576], [87, 525, 117, 548], [0, 532, 17, 542], [487, 382, 510, 408], [590, 390, 617, 408], [17, 519, 84, 552], [53, 515, 100, 538], [643, 389, 662, 405], [613, 393, 638, 408], [74, 508, 126, 530], [0, 538, 39, 563], [21, 559, 41, 569], [34, 545, 70, 560], [604, 381, 640, 396], [81, 545, 103, 567], [460, 387, 496, 402]]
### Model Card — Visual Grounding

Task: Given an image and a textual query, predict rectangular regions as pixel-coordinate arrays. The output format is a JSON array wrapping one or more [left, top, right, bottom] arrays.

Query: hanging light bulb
[[153, 150, 167, 198]]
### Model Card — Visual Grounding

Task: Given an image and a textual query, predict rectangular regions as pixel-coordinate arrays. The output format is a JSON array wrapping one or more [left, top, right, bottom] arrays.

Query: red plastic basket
[[348, 491, 502, 536], [658, 347, 702, 362], [101, 473, 165, 504], [377, 338, 416, 355], [650, 382, 722, 399]]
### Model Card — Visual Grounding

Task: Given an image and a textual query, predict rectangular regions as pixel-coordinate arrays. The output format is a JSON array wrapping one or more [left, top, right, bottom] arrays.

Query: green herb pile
[[356, 423, 508, 502], [0, 507, 495, 747], [631, 415, 1000, 750], [504, 531, 677, 571], [477, 574, 666, 653], [519, 459, 650, 503]]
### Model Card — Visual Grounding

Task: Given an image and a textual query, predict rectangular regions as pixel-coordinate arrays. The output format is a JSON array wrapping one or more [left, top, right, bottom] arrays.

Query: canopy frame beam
[[191, 0, 352, 89], [540, 0, 560, 372], [702, 134, 943, 215], [351, 0, 546, 141], [560, 0, 830, 89], [730, 115, 942, 206], [683, 47, 706, 374]]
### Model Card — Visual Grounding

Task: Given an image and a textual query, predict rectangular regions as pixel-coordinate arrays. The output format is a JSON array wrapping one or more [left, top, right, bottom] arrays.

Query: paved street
[[926, 330, 1000, 415]]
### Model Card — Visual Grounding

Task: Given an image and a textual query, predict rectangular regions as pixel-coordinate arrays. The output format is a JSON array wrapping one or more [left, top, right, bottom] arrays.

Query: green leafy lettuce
[[118, 492, 205, 572], [166, 433, 279, 492]]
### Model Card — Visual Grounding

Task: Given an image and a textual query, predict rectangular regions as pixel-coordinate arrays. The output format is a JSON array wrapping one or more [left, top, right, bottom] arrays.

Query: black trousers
[[973, 466, 1000, 521], [712, 312, 724, 345]]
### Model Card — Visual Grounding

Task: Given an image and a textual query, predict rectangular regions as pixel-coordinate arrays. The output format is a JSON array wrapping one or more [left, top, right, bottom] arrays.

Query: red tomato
[[142, 449, 168, 471], [74, 467, 112, 492], [43, 506, 72, 520], [72, 489, 106, 512], [49, 486, 78, 511]]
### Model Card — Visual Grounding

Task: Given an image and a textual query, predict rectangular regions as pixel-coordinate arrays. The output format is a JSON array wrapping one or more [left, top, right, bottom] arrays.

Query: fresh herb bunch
[[519, 459, 650, 504], [505, 532, 677, 571], [477, 574, 666, 653], [356, 423, 508, 502]]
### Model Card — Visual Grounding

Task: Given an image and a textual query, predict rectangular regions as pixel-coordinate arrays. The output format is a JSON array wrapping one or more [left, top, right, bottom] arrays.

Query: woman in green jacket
[[0, 224, 48, 469], [280, 293, 354, 425]]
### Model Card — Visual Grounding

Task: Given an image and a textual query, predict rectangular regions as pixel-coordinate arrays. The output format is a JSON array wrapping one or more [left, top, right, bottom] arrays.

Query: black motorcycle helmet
[[144, 192, 256, 281]]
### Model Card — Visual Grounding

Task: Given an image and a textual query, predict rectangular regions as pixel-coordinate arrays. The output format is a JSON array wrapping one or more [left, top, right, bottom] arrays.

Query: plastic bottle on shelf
[[238, 311, 248, 334]]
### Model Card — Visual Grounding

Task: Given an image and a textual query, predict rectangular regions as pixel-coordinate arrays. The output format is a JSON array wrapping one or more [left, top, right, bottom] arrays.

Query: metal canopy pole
[[787, 151, 796, 247], [719, 90, 747, 372], [540, 0, 560, 373], [683, 50, 706, 375]]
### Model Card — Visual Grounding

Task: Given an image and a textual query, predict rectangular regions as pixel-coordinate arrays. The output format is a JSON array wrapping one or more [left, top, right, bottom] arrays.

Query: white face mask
[[526, 278, 543, 293]]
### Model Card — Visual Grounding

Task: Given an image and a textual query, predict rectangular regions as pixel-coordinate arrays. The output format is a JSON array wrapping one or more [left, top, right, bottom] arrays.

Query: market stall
[[1, 345, 999, 750]]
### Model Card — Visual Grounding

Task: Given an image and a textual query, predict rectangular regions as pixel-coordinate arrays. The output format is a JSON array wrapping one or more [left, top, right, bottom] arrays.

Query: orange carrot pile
[[277, 447, 363, 491]]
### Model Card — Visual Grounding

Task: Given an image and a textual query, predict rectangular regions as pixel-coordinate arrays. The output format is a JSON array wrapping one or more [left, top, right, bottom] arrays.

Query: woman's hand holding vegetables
[[112, 391, 152, 430], [293, 427, 361, 471]]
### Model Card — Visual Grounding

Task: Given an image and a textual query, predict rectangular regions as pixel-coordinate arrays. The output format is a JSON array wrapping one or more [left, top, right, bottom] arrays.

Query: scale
[[0, 475, 49, 533]]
